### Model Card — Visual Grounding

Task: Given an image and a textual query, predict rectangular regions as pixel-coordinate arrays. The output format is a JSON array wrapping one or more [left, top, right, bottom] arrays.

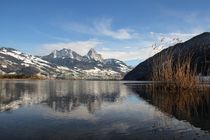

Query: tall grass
[[152, 50, 201, 89]]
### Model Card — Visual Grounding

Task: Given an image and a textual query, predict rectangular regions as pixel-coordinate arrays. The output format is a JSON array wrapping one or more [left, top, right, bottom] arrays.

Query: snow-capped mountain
[[151, 37, 183, 54], [104, 59, 130, 73], [0, 47, 131, 79], [42, 48, 131, 75], [124, 32, 210, 80], [85, 48, 104, 62], [45, 48, 83, 61], [0, 47, 76, 78]]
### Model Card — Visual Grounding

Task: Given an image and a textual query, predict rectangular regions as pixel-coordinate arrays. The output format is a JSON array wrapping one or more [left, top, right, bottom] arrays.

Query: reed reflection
[[126, 83, 210, 131]]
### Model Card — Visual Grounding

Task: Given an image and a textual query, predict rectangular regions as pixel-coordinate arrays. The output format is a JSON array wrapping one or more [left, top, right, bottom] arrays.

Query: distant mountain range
[[0, 47, 131, 79], [1, 32, 204, 80], [124, 32, 210, 80]]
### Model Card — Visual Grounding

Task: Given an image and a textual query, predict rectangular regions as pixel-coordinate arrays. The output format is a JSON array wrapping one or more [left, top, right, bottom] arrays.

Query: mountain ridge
[[0, 47, 131, 79], [123, 32, 210, 80], [41, 48, 131, 74]]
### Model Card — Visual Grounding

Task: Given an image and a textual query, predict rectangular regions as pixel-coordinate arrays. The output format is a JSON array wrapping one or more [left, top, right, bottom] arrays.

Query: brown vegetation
[[152, 49, 205, 90]]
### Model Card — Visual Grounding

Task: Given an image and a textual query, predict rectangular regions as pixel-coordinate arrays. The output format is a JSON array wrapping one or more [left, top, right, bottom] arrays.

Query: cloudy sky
[[0, 0, 210, 66]]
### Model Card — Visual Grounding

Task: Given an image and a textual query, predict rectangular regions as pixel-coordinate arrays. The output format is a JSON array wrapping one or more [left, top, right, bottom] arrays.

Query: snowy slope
[[0, 47, 131, 79], [0, 47, 73, 78], [150, 34, 194, 54], [104, 59, 131, 73], [44, 48, 83, 61], [42, 48, 132, 78]]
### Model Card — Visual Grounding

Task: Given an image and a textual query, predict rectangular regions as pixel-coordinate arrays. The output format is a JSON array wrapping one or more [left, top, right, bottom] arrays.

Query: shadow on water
[[126, 82, 210, 131]]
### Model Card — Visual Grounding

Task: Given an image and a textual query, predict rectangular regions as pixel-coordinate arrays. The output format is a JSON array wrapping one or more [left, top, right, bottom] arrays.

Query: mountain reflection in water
[[0, 80, 126, 113], [1, 80, 210, 140]]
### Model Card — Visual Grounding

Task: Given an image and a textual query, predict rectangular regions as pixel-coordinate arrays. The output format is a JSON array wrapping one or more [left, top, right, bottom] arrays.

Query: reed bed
[[151, 49, 206, 90]]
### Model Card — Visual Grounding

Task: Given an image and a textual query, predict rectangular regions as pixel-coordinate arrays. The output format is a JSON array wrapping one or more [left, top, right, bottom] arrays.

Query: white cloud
[[150, 32, 198, 39], [41, 39, 102, 55], [99, 47, 155, 61], [99, 31, 200, 62], [64, 18, 137, 40], [39, 31, 201, 64], [95, 19, 136, 40]]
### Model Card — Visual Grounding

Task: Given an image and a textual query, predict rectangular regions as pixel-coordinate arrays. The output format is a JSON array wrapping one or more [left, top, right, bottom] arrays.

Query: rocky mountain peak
[[49, 48, 83, 61], [0, 45, 132, 80], [87, 48, 104, 62]]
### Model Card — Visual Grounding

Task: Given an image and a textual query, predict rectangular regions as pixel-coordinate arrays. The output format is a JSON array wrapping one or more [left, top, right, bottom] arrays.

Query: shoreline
[[0, 78, 122, 81]]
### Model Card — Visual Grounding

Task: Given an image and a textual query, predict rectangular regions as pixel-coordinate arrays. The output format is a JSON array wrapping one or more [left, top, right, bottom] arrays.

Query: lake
[[0, 80, 210, 140]]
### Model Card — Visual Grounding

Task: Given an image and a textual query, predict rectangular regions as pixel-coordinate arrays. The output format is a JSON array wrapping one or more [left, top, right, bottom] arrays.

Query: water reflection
[[1, 80, 210, 139], [127, 83, 210, 131], [0, 80, 127, 113]]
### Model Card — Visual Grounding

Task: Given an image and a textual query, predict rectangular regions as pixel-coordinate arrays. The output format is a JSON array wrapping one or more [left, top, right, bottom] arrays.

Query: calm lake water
[[0, 80, 210, 140]]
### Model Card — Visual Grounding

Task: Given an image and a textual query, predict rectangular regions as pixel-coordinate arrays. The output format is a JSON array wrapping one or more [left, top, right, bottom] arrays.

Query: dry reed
[[151, 49, 204, 90]]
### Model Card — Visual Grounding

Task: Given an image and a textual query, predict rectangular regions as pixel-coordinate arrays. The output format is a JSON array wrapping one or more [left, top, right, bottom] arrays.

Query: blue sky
[[0, 0, 210, 66]]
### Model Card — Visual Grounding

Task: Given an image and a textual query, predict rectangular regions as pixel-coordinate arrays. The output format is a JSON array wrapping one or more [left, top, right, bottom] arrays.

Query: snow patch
[[21, 63, 30, 67], [84, 67, 119, 75], [57, 66, 70, 71], [1, 65, 7, 68], [0, 51, 25, 60], [12, 50, 22, 55]]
